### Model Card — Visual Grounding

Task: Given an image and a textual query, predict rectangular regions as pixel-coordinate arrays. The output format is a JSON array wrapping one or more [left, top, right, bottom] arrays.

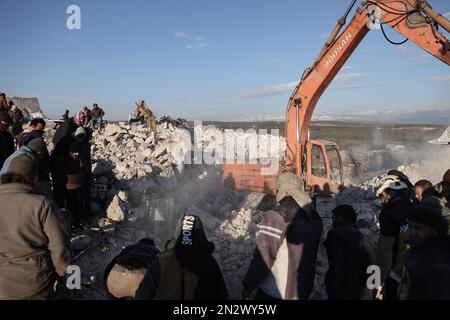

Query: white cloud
[[443, 12, 450, 19], [173, 31, 210, 49], [318, 32, 330, 38], [422, 74, 450, 81], [237, 81, 298, 99], [335, 72, 369, 81]]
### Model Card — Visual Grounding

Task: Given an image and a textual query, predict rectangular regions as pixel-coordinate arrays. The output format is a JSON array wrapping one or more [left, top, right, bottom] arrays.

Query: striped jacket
[[243, 209, 323, 300]]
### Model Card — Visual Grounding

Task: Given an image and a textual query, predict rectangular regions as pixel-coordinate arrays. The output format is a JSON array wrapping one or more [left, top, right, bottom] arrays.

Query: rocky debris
[[40, 115, 443, 300], [106, 195, 127, 222]]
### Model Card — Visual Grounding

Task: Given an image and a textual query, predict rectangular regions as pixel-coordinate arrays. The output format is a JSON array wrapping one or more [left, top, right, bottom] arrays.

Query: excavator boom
[[223, 0, 450, 194]]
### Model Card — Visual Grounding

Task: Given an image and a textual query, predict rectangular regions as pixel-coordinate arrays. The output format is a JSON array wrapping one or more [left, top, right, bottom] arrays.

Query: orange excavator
[[222, 0, 450, 195]]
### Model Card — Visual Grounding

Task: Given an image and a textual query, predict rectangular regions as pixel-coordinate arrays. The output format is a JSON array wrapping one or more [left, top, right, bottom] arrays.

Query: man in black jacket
[[376, 175, 413, 300], [0, 112, 14, 169], [136, 215, 228, 300], [405, 197, 450, 299], [324, 204, 373, 300]]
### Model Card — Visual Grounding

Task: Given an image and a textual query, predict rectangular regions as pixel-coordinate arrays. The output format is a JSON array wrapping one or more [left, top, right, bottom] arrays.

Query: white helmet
[[375, 175, 408, 196]]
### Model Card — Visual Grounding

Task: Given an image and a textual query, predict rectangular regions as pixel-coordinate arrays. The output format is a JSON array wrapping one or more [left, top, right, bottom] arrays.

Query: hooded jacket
[[0, 183, 71, 299], [135, 215, 228, 300], [243, 208, 323, 300], [324, 224, 372, 300]]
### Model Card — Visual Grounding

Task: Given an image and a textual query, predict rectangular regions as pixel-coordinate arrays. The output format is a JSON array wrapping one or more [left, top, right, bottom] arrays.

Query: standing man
[[376, 175, 413, 300], [242, 173, 323, 300], [405, 197, 450, 299], [324, 205, 375, 300], [0, 112, 14, 169], [8, 102, 24, 137], [0, 92, 8, 111], [413, 179, 433, 204], [0, 154, 71, 299]]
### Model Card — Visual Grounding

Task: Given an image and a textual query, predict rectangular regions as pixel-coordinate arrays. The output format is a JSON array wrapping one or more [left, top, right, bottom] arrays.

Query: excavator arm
[[223, 0, 450, 194]]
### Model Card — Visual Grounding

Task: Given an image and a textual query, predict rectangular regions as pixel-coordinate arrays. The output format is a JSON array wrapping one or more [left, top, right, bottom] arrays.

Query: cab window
[[311, 145, 327, 177]]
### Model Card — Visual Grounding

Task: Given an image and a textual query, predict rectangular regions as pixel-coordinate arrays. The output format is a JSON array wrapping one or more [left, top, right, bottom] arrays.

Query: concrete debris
[[54, 116, 444, 300], [106, 195, 127, 222]]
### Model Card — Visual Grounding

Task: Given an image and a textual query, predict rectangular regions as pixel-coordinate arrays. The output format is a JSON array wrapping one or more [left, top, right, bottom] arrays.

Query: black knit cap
[[69, 141, 83, 153], [408, 197, 450, 235]]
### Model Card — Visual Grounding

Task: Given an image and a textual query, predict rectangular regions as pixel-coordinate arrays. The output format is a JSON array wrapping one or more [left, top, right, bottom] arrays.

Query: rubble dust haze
[[41, 119, 448, 300]]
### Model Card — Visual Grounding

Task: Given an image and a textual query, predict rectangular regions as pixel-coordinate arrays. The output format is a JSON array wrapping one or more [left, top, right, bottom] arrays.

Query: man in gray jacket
[[0, 154, 72, 300], [242, 173, 323, 300]]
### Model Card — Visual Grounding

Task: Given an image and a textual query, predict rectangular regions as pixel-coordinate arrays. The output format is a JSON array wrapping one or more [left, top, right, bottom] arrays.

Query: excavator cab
[[305, 140, 343, 193]]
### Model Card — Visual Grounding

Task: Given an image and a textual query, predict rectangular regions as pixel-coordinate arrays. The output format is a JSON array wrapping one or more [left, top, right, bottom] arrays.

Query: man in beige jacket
[[0, 154, 72, 299]]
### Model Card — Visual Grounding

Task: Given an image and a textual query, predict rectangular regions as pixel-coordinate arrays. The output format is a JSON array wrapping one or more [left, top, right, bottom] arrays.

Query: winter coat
[[378, 196, 413, 282], [243, 209, 323, 300], [16, 130, 44, 149], [406, 236, 450, 300], [135, 215, 228, 300], [0, 130, 14, 169], [91, 108, 105, 119], [324, 225, 372, 300], [0, 183, 71, 299]]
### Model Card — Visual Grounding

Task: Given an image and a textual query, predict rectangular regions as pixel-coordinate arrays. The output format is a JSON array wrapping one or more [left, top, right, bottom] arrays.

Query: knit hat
[[165, 215, 214, 253], [408, 196, 450, 236], [72, 126, 87, 141], [5, 154, 38, 177], [69, 141, 83, 153], [27, 138, 47, 155], [275, 173, 313, 215]]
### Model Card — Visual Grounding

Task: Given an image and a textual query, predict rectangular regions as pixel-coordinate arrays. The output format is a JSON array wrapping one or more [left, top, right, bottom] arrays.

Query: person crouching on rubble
[[135, 215, 228, 300], [53, 141, 86, 228], [376, 175, 414, 300], [0, 154, 71, 300], [242, 173, 323, 300], [404, 197, 450, 299]]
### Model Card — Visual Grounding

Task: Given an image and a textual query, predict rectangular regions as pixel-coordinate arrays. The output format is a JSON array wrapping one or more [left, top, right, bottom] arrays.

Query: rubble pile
[[41, 117, 445, 300]]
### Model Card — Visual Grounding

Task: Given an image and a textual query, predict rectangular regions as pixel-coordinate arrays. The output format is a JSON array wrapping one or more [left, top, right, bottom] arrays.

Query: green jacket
[[0, 183, 72, 299]]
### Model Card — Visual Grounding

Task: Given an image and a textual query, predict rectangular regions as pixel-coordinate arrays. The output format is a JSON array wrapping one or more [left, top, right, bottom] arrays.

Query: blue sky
[[0, 0, 449, 123]]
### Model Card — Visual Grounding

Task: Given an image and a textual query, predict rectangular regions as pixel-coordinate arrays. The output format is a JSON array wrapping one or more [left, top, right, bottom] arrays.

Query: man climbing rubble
[[0, 154, 71, 299], [52, 110, 87, 146], [376, 175, 413, 300], [135, 215, 228, 300], [242, 173, 323, 300], [324, 204, 376, 300], [404, 197, 450, 299]]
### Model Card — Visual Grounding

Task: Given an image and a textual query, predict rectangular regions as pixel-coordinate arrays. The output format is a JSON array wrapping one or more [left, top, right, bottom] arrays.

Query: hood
[[165, 214, 215, 254]]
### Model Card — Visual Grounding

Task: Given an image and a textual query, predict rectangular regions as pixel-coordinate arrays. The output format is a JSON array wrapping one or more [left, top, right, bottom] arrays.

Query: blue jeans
[[89, 117, 102, 127]]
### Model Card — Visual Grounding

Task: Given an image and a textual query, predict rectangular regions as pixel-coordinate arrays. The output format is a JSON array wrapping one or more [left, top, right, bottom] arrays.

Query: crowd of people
[[0, 93, 449, 300]]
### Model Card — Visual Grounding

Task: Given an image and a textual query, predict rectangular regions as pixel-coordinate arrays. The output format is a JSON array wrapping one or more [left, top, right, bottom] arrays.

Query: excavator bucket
[[222, 163, 280, 195], [429, 126, 450, 145]]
